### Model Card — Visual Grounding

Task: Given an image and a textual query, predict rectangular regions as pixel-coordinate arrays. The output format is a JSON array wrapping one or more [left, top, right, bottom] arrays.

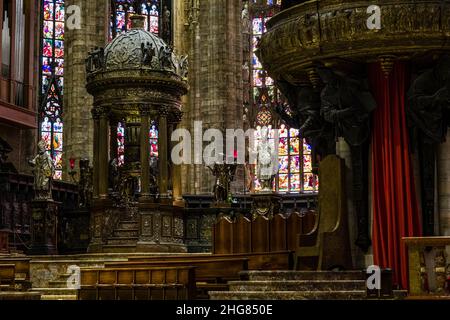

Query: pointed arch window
[[247, 1, 318, 193], [110, 0, 171, 40], [116, 120, 159, 167], [39, 0, 65, 180]]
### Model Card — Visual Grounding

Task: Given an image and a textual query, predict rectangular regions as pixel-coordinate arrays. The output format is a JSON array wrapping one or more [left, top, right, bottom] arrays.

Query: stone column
[[64, 0, 108, 179], [109, 117, 118, 161], [438, 132, 450, 236], [171, 111, 184, 206], [91, 108, 100, 198], [98, 107, 109, 198], [140, 107, 150, 198], [158, 106, 169, 201]]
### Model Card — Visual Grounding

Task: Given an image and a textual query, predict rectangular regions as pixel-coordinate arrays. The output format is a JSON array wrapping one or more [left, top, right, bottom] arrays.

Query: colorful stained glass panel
[[279, 138, 288, 155], [55, 22, 64, 39], [303, 155, 312, 172], [278, 174, 289, 192], [43, 2, 54, 20], [43, 21, 53, 38], [278, 156, 289, 174], [290, 174, 301, 191], [55, 3, 64, 21], [290, 155, 300, 173], [290, 138, 300, 154]]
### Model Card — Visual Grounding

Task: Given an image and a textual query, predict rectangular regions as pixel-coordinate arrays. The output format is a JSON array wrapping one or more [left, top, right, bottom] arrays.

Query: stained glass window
[[39, 0, 65, 180], [110, 0, 168, 40], [117, 122, 125, 166], [248, 1, 318, 193], [116, 121, 159, 166]]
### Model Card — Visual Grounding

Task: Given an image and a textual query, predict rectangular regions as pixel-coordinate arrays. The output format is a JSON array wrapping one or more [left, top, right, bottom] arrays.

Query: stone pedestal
[[250, 192, 281, 220], [0, 230, 8, 253], [29, 200, 58, 255], [136, 200, 187, 252]]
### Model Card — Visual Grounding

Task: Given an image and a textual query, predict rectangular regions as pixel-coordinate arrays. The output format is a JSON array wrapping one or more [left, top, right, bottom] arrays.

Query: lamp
[[69, 157, 77, 182]]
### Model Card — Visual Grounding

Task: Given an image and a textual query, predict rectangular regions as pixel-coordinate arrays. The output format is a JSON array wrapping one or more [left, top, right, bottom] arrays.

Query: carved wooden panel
[[270, 214, 287, 252], [287, 211, 303, 251], [233, 215, 251, 254], [212, 216, 233, 254], [251, 215, 270, 253]]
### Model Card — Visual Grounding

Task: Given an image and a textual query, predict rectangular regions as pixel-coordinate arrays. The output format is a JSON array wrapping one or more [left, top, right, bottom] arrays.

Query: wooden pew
[[0, 257, 31, 290], [78, 266, 196, 300], [106, 257, 249, 283], [127, 250, 293, 271], [0, 264, 15, 291], [107, 257, 249, 299]]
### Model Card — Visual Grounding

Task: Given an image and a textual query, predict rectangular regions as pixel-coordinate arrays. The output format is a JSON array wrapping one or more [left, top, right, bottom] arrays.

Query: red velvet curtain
[[369, 61, 422, 290]]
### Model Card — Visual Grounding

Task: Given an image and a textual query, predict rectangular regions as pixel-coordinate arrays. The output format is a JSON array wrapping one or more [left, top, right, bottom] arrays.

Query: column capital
[[169, 110, 183, 124], [139, 104, 151, 116], [91, 106, 109, 120], [158, 105, 170, 117]]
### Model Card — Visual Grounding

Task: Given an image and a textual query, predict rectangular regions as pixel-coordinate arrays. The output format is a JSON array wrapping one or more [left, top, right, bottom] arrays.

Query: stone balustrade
[[403, 237, 450, 296]]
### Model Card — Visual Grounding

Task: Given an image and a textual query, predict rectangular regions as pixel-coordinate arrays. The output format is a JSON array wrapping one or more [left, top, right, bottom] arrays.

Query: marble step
[[41, 294, 77, 300], [240, 270, 366, 281], [209, 290, 367, 300], [106, 236, 139, 245], [113, 229, 139, 238], [31, 287, 78, 296], [228, 280, 366, 292], [102, 244, 137, 253], [48, 280, 71, 288], [118, 221, 139, 230]]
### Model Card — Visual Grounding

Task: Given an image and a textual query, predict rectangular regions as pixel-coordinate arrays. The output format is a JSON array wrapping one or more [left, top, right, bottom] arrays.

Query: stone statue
[[0, 137, 17, 173], [177, 55, 189, 79], [86, 47, 104, 72], [274, 79, 335, 157], [28, 140, 55, 200], [162, 6, 171, 43], [242, 2, 251, 34], [256, 126, 277, 192], [317, 67, 376, 147], [275, 81, 322, 137], [407, 55, 450, 236], [317, 67, 376, 252], [108, 158, 119, 191], [78, 158, 93, 208], [159, 46, 175, 71], [141, 42, 155, 66], [208, 163, 237, 203], [407, 56, 450, 144]]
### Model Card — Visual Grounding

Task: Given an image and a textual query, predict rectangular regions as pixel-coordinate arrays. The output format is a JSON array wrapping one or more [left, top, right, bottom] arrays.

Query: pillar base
[[135, 242, 187, 253], [250, 192, 281, 220], [29, 199, 58, 255]]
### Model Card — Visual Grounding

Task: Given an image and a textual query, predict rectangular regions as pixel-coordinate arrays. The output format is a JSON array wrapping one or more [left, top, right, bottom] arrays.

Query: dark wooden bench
[[0, 264, 15, 291], [127, 251, 293, 271], [106, 257, 249, 299], [78, 266, 196, 300], [0, 257, 31, 291], [107, 257, 249, 282], [0, 292, 41, 300]]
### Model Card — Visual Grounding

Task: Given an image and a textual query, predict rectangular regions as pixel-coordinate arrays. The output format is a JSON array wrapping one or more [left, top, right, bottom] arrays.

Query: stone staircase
[[103, 220, 139, 253], [209, 271, 369, 300], [31, 273, 78, 300]]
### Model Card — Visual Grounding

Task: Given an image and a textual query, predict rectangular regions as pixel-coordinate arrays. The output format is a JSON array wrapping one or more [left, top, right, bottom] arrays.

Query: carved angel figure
[[407, 56, 450, 144], [159, 46, 175, 71], [141, 42, 155, 66]]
